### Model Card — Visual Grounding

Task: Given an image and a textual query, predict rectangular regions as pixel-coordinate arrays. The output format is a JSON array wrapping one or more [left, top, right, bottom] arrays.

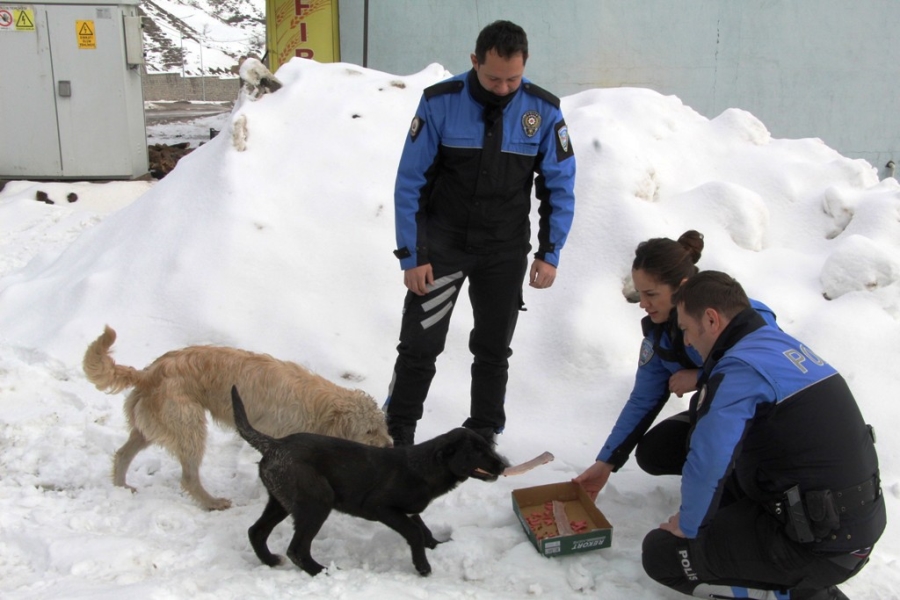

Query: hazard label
[[0, 6, 36, 32], [76, 19, 95, 48]]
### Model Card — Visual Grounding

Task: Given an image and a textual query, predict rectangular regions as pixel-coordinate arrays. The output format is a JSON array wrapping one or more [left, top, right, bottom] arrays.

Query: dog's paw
[[261, 554, 283, 568], [112, 476, 138, 493], [414, 557, 432, 577], [425, 531, 453, 548], [429, 525, 453, 546], [204, 497, 233, 511], [300, 560, 326, 576], [416, 564, 432, 577]]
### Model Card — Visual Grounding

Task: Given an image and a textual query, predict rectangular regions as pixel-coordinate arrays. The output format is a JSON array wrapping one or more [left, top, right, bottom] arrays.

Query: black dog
[[231, 386, 509, 576]]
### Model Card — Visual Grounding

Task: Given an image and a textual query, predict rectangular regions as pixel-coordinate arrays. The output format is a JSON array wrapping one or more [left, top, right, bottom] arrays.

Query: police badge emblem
[[522, 111, 541, 137], [639, 338, 655, 366], [557, 125, 570, 153]]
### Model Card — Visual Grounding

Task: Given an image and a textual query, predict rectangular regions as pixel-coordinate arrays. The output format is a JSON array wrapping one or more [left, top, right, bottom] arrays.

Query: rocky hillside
[[139, 0, 266, 75]]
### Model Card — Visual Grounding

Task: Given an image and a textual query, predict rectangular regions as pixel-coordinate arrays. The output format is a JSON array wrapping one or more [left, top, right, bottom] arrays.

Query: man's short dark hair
[[674, 271, 751, 321], [475, 20, 529, 64]]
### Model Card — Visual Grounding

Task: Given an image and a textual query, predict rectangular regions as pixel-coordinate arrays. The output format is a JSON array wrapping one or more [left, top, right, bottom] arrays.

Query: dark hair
[[475, 20, 529, 64], [632, 230, 704, 289], [673, 271, 751, 321]]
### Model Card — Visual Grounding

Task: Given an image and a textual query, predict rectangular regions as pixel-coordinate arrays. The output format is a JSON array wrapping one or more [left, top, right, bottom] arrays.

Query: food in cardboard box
[[512, 481, 613, 556]]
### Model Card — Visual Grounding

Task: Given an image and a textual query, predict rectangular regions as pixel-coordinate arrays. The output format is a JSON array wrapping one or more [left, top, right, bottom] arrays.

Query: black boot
[[793, 586, 849, 600], [465, 425, 497, 446]]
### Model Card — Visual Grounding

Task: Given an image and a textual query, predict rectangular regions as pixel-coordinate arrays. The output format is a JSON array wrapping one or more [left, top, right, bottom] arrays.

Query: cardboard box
[[512, 481, 613, 557]]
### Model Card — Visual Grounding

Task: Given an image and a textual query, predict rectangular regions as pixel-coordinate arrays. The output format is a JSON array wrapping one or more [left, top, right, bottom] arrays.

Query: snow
[[1, 58, 899, 599]]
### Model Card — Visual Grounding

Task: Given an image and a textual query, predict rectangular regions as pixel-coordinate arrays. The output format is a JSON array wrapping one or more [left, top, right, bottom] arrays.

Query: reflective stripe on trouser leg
[[383, 271, 465, 424], [691, 584, 790, 599]]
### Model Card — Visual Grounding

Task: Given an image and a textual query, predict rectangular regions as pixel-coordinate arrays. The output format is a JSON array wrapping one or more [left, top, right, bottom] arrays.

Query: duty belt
[[770, 476, 879, 519], [767, 475, 881, 544], [833, 477, 879, 514]]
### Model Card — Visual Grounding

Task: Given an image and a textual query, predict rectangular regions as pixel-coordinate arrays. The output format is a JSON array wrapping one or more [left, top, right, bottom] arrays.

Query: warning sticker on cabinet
[[0, 6, 36, 32], [76, 19, 95, 48]]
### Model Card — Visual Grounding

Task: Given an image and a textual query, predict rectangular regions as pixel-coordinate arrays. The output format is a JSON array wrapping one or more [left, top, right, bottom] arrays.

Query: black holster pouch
[[805, 489, 841, 539], [781, 485, 841, 543], [783, 485, 815, 543]]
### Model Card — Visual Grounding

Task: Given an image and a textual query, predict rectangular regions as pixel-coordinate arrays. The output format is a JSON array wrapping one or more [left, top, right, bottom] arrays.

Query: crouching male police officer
[[642, 271, 885, 600]]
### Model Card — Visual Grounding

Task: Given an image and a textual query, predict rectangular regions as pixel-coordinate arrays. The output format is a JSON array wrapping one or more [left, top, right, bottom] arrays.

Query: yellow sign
[[265, 0, 340, 72], [76, 19, 95, 49], [0, 6, 35, 31]]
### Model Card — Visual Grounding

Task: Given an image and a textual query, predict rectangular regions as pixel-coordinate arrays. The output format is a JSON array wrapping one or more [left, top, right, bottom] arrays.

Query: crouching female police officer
[[574, 231, 776, 498], [641, 271, 885, 600]]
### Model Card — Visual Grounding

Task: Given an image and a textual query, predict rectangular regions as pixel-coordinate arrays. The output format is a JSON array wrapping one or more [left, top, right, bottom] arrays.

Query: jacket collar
[[466, 68, 519, 110], [700, 307, 768, 379]]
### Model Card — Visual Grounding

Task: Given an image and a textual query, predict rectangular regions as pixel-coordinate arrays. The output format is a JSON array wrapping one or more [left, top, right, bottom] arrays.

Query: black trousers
[[635, 410, 691, 476], [385, 244, 528, 433], [642, 498, 866, 598]]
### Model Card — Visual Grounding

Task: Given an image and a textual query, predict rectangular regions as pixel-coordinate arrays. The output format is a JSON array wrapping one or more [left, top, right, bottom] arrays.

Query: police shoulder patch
[[639, 337, 655, 366], [521, 82, 560, 108], [555, 119, 574, 160], [424, 79, 464, 100], [409, 115, 424, 141]]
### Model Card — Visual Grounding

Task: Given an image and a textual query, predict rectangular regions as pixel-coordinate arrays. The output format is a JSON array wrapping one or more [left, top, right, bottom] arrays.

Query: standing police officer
[[385, 20, 576, 446], [642, 271, 885, 600]]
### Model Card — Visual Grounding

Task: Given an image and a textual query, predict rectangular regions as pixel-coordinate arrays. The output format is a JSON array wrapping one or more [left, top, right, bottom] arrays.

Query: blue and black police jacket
[[597, 300, 777, 468], [680, 308, 884, 552], [393, 70, 576, 270]]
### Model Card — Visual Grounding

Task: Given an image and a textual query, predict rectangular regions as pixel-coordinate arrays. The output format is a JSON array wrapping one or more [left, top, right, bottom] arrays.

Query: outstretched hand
[[573, 460, 614, 501]]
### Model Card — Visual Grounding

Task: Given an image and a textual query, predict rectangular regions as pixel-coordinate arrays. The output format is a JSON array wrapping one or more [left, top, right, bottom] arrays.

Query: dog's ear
[[322, 400, 371, 443], [325, 404, 353, 437], [432, 432, 461, 463], [442, 431, 485, 478]]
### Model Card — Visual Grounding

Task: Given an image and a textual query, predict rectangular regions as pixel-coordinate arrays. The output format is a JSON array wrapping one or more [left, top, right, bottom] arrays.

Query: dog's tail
[[83, 326, 145, 393], [231, 386, 276, 453]]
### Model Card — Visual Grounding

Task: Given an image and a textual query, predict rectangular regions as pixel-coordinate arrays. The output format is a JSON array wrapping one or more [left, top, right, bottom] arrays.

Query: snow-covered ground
[[1, 59, 898, 599]]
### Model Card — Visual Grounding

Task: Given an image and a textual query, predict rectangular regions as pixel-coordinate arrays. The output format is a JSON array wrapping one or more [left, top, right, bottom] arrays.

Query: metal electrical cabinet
[[0, 0, 148, 179]]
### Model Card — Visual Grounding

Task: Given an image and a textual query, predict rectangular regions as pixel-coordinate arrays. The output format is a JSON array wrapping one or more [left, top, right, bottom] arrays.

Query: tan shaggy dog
[[83, 326, 392, 510]]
